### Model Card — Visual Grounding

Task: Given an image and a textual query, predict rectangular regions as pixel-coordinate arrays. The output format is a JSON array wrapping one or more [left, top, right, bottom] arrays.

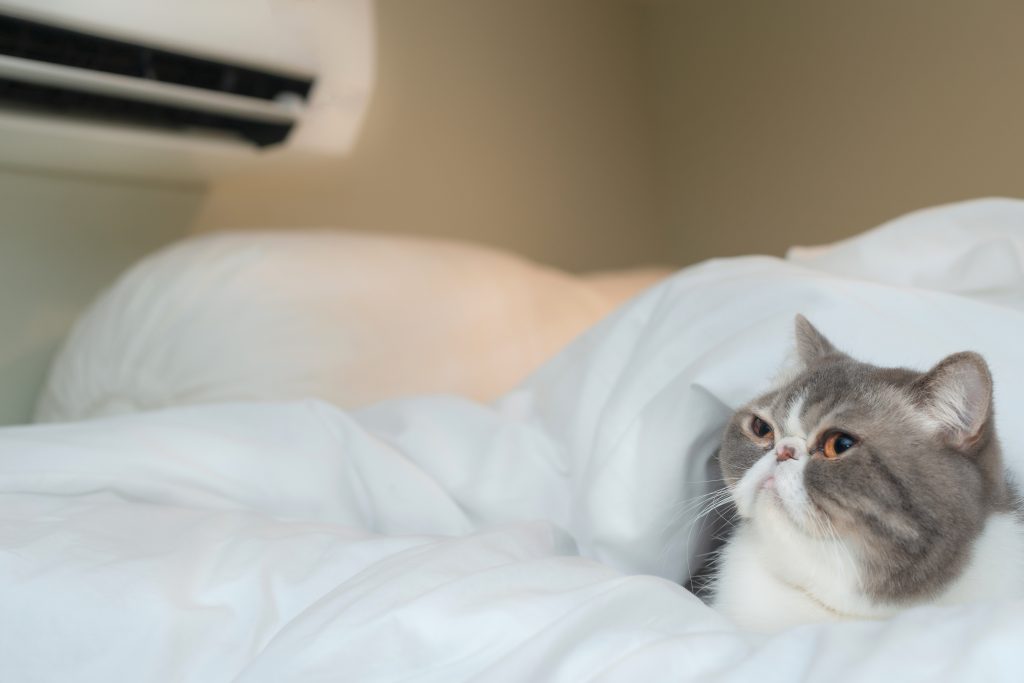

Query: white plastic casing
[[0, 0, 375, 181]]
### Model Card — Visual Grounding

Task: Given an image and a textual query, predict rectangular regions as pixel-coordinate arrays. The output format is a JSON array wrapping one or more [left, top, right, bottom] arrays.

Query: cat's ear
[[794, 315, 842, 366], [915, 352, 993, 450]]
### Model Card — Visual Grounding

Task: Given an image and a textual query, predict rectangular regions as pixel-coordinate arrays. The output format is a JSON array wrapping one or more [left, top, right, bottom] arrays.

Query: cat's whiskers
[[653, 485, 735, 580], [660, 487, 732, 530], [679, 486, 736, 582], [655, 486, 734, 575]]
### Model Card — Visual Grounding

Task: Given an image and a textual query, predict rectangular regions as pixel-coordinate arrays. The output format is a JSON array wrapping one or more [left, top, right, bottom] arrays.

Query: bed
[[4, 198, 1024, 681]]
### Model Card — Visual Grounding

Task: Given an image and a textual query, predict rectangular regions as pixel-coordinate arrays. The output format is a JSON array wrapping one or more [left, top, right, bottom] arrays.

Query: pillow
[[36, 230, 668, 422]]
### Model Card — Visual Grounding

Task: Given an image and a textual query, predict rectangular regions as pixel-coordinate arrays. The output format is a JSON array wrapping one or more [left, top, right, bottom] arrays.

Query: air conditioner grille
[[0, 76, 290, 147], [0, 14, 313, 103]]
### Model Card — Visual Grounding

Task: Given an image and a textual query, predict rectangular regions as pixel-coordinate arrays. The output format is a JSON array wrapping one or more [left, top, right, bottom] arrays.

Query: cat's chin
[[751, 489, 790, 527], [752, 485, 827, 541]]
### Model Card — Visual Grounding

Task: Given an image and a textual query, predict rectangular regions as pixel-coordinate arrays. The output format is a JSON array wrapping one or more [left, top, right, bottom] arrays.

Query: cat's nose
[[776, 444, 796, 462]]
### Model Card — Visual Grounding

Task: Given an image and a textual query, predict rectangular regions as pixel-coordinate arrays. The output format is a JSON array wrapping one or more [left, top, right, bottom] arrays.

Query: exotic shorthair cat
[[711, 315, 1024, 632]]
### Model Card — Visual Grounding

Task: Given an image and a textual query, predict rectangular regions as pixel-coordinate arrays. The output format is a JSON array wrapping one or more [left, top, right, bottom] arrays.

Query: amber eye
[[750, 416, 773, 440], [823, 432, 857, 459]]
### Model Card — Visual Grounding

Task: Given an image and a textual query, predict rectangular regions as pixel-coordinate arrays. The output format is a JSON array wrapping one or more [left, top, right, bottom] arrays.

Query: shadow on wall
[[0, 170, 203, 424]]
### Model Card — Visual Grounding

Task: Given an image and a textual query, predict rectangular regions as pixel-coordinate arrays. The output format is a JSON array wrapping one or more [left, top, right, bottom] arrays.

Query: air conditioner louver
[[0, 13, 316, 148]]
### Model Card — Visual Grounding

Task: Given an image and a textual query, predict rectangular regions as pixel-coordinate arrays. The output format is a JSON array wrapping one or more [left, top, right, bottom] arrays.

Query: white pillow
[[36, 230, 667, 422]]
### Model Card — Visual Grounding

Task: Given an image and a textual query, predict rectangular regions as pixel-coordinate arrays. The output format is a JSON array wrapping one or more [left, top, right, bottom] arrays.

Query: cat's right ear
[[794, 315, 842, 366], [914, 351, 993, 450]]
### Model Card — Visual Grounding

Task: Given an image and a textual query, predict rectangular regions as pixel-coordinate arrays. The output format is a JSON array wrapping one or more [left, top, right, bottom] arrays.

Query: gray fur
[[794, 313, 843, 365], [718, 317, 1016, 605]]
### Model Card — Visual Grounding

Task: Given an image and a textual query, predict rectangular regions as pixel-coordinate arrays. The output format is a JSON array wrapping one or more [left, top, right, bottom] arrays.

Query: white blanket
[[5, 198, 1024, 681]]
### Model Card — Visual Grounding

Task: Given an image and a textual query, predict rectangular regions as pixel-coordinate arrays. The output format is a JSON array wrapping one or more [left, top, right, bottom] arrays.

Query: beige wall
[[201, 1, 1024, 270], [0, 171, 200, 424], [196, 0, 668, 272], [647, 0, 1024, 264]]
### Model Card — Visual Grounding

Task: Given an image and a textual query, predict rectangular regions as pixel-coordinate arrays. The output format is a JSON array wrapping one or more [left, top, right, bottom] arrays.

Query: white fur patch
[[783, 394, 807, 440], [732, 451, 776, 519]]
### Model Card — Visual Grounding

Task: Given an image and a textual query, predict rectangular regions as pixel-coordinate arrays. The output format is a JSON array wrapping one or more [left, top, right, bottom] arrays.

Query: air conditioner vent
[[0, 14, 313, 102], [0, 76, 290, 147]]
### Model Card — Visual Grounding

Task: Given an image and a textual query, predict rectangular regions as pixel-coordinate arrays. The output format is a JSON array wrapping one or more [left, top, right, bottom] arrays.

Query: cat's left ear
[[915, 352, 993, 450], [794, 315, 844, 366]]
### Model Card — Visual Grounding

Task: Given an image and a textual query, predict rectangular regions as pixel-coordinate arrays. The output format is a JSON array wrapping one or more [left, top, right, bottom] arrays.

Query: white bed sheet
[[5, 198, 1024, 681]]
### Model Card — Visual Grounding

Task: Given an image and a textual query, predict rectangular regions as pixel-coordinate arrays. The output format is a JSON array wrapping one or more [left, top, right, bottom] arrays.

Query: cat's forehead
[[755, 359, 921, 428]]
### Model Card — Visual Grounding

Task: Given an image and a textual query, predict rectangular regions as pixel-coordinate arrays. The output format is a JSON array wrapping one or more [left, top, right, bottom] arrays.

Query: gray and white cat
[[712, 315, 1024, 632]]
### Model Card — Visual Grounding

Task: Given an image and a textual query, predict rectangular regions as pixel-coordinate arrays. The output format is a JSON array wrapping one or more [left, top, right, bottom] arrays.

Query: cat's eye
[[822, 432, 858, 459], [750, 416, 773, 441]]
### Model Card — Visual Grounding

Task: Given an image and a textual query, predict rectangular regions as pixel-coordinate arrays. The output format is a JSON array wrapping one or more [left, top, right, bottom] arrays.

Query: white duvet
[[5, 199, 1024, 681]]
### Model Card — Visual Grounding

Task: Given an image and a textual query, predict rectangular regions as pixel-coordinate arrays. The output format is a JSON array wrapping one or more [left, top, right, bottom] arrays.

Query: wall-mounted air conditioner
[[0, 0, 374, 181]]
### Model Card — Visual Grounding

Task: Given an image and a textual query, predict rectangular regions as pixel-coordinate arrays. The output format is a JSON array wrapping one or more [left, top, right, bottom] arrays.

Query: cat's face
[[719, 316, 1007, 603]]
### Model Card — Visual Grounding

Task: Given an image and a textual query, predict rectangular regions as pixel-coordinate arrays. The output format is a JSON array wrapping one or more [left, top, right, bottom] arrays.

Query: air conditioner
[[0, 0, 374, 181]]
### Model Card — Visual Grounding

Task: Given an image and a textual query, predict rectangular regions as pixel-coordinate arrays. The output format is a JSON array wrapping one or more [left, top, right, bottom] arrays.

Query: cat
[[710, 315, 1024, 632]]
